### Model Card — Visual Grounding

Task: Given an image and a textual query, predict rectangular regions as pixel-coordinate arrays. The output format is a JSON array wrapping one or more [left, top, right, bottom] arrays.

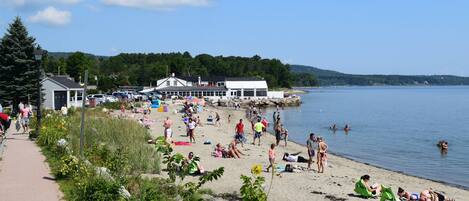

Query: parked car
[[112, 92, 129, 100], [105, 95, 118, 103], [144, 92, 163, 100], [87, 94, 106, 104]]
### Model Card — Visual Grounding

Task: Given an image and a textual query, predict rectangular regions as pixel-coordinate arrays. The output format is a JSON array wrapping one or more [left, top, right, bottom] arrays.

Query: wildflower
[[251, 164, 262, 176]]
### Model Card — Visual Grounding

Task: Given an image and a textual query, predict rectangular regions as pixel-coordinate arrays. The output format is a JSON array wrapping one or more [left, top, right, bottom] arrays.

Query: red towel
[[174, 141, 191, 146]]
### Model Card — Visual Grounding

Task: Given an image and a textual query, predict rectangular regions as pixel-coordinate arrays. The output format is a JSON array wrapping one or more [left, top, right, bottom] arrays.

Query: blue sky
[[1, 0, 469, 76]]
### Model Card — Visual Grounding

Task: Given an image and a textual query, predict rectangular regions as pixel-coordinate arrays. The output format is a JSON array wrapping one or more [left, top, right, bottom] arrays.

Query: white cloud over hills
[[101, 0, 210, 9], [28, 6, 71, 26]]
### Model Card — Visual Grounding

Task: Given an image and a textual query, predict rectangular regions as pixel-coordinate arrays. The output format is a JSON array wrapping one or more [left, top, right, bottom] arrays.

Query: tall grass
[[66, 110, 160, 174]]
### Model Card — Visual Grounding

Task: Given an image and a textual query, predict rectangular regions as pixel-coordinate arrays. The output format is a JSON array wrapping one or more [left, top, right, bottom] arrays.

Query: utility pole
[[79, 70, 88, 157]]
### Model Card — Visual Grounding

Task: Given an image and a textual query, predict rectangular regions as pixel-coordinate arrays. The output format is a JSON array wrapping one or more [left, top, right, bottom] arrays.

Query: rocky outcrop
[[209, 96, 301, 108]]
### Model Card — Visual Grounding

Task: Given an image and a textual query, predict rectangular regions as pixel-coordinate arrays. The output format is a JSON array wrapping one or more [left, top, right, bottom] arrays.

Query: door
[[54, 91, 67, 110]]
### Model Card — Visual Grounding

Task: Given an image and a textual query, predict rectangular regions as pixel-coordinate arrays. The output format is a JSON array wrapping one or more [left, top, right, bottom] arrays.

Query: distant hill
[[48, 52, 108, 59], [290, 64, 469, 86]]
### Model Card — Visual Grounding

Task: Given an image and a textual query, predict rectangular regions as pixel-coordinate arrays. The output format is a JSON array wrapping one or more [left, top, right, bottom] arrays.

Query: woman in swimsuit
[[317, 137, 328, 173]]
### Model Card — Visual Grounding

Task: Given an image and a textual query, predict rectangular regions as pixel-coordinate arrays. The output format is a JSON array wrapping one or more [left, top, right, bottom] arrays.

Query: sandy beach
[[120, 102, 469, 201]]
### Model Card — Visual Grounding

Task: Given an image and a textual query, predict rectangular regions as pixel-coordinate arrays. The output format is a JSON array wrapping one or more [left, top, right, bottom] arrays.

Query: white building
[[41, 76, 84, 110], [142, 74, 270, 99]]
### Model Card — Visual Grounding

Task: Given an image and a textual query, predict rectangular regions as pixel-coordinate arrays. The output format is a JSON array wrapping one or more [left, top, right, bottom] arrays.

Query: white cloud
[[28, 6, 71, 26], [101, 0, 210, 9]]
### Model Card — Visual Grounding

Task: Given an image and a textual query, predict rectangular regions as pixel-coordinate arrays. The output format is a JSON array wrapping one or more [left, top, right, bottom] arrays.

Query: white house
[[41, 76, 84, 110], [142, 74, 270, 99]]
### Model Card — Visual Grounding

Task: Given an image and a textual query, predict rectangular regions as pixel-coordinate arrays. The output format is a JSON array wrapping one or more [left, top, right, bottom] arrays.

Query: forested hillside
[[43, 52, 318, 91], [290, 65, 469, 86]]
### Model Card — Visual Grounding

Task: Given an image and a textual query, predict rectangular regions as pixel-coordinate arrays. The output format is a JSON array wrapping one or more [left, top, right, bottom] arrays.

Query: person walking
[[187, 118, 197, 143], [306, 133, 317, 170], [317, 137, 328, 173], [163, 117, 173, 136], [235, 119, 245, 147], [266, 143, 276, 172], [20, 105, 31, 134]]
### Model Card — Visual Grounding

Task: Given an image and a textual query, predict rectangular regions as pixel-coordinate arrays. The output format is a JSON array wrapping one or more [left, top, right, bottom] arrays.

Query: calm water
[[265, 86, 469, 188]]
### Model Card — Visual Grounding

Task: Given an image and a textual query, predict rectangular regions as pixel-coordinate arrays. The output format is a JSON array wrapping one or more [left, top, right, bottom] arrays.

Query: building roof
[[46, 76, 83, 89], [157, 86, 227, 92], [177, 76, 226, 83], [225, 77, 264, 81]]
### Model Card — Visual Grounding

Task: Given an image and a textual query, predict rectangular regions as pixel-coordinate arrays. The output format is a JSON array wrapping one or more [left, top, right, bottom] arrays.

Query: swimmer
[[344, 124, 351, 132], [437, 140, 448, 150]]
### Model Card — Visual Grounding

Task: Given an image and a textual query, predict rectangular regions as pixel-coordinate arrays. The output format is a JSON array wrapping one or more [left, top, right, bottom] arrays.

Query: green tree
[[0, 17, 42, 111]]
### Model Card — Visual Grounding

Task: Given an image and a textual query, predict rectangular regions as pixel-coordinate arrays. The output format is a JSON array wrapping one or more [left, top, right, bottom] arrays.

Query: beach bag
[[354, 179, 373, 198], [285, 164, 293, 172], [15, 120, 21, 131]]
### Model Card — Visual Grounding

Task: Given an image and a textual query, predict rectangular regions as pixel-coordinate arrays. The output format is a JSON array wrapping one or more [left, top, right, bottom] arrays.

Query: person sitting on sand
[[214, 143, 228, 158], [317, 137, 328, 173], [228, 140, 244, 158], [419, 189, 454, 201], [398, 187, 420, 201], [354, 175, 382, 198], [344, 124, 351, 132], [282, 152, 308, 163], [185, 152, 205, 175]]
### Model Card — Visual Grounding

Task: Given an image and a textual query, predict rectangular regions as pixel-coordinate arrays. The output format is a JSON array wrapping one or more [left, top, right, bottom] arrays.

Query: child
[[266, 143, 276, 172]]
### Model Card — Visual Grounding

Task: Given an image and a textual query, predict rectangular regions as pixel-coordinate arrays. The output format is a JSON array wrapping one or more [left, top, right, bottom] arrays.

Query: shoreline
[[119, 102, 469, 200]]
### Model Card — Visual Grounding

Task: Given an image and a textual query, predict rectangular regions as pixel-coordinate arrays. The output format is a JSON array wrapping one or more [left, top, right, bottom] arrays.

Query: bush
[[72, 174, 123, 201], [240, 165, 267, 201]]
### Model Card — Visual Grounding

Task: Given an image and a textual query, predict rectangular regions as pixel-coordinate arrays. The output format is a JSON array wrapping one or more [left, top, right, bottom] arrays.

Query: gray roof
[[48, 76, 83, 89], [157, 86, 227, 92]]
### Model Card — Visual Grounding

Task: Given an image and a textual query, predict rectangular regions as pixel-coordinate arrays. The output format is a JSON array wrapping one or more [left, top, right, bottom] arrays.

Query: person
[[61, 105, 68, 116], [266, 143, 276, 172], [20, 105, 31, 134], [272, 111, 277, 125], [253, 119, 265, 146], [274, 122, 282, 146], [317, 137, 328, 173], [0, 112, 11, 137], [437, 140, 448, 150], [185, 152, 205, 175], [214, 143, 227, 158], [18, 102, 24, 111], [163, 117, 173, 137], [419, 189, 453, 201], [120, 103, 125, 114], [306, 133, 317, 170], [215, 112, 221, 127], [228, 140, 244, 158], [398, 187, 420, 201], [196, 116, 203, 127], [261, 117, 268, 135], [344, 124, 351, 132], [235, 119, 246, 147], [164, 127, 173, 144], [228, 114, 231, 124], [187, 118, 197, 143], [282, 127, 288, 147], [354, 175, 381, 197], [330, 124, 337, 131], [0, 103, 3, 113], [283, 152, 308, 163]]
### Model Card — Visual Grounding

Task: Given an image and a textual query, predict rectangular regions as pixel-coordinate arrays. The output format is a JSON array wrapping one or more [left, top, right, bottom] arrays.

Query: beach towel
[[174, 141, 191, 146], [380, 185, 397, 201], [354, 179, 373, 198]]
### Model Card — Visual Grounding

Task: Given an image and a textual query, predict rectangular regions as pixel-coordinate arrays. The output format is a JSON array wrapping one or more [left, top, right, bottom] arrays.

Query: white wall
[[267, 91, 284, 99], [225, 80, 268, 89], [41, 79, 64, 109], [156, 77, 190, 89]]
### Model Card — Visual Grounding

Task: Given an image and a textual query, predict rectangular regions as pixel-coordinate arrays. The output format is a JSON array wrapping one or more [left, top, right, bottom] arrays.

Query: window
[[173, 81, 177, 86], [222, 91, 226, 96], [166, 81, 170, 86], [256, 89, 267, 97], [243, 89, 254, 97]]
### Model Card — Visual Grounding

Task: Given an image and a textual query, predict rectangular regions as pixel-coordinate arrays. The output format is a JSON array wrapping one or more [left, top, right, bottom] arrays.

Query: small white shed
[[41, 76, 84, 110]]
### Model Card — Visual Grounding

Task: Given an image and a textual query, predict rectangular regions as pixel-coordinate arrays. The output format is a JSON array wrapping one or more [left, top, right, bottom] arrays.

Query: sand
[[120, 102, 469, 201]]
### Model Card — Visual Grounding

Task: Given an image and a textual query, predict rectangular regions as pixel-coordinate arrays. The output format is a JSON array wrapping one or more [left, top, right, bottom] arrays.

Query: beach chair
[[206, 115, 214, 125]]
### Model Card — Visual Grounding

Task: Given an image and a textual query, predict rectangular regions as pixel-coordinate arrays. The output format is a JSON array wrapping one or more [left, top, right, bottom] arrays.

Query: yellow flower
[[251, 164, 262, 176]]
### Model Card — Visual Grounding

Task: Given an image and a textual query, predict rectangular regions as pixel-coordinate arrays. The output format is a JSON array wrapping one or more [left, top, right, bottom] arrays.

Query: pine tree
[[0, 17, 41, 112]]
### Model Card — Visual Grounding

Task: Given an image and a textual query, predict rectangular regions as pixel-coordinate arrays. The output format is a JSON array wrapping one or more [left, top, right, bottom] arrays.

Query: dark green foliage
[[290, 64, 469, 86], [0, 17, 42, 110], [45, 52, 301, 91], [290, 73, 318, 87]]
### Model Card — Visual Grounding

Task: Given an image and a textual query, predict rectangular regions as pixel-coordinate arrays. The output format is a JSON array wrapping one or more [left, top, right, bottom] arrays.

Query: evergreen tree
[[0, 17, 42, 111]]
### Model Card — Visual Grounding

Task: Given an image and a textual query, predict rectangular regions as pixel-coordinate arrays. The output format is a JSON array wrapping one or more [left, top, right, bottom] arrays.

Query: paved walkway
[[0, 124, 62, 201]]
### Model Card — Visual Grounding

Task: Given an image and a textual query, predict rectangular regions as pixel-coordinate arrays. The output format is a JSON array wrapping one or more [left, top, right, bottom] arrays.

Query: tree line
[[44, 52, 319, 92]]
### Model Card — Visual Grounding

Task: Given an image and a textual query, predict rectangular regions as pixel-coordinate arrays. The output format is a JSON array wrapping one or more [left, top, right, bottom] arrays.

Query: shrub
[[240, 165, 267, 201], [72, 174, 124, 201]]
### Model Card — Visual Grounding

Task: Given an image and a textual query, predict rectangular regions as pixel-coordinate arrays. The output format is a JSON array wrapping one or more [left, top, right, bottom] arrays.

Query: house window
[[222, 91, 226, 96], [166, 81, 170, 86], [243, 89, 254, 97], [174, 81, 177, 86]]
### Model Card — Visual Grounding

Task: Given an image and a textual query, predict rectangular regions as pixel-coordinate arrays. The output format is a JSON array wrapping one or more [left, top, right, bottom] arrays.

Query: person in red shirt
[[0, 112, 11, 136], [235, 119, 245, 147], [261, 117, 268, 135]]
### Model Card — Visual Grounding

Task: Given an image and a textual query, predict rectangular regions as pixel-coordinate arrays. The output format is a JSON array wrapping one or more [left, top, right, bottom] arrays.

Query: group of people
[[329, 123, 351, 132]]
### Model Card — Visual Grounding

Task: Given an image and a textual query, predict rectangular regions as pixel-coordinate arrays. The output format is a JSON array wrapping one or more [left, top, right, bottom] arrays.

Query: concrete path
[[0, 124, 62, 201]]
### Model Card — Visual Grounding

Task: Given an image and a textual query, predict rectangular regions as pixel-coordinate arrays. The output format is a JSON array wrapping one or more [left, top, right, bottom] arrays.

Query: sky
[[1, 0, 469, 76]]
